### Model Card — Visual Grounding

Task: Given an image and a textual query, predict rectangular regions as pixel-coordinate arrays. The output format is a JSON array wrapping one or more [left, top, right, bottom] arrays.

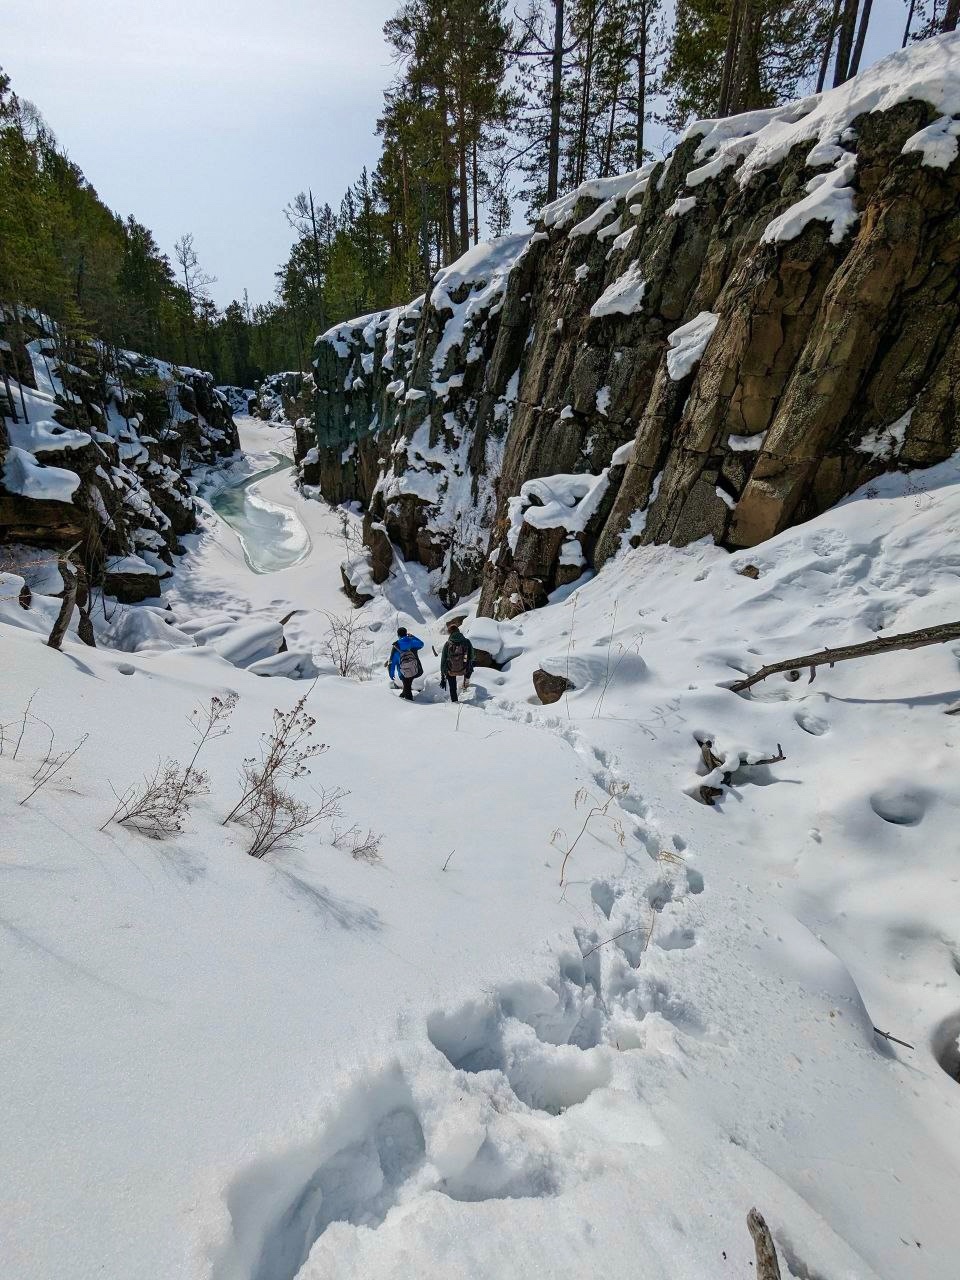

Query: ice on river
[[211, 452, 311, 573]]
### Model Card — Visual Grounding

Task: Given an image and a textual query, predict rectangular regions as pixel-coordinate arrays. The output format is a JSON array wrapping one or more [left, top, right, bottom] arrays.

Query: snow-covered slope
[[2, 391, 959, 1278]]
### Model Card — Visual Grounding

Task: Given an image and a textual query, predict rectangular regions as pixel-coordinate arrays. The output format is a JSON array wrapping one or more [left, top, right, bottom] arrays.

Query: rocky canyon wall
[[0, 312, 238, 601], [299, 35, 960, 616]]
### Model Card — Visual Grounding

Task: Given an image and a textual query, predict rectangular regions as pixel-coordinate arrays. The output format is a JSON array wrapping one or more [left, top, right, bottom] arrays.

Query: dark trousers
[[399, 676, 415, 700], [446, 674, 459, 702]]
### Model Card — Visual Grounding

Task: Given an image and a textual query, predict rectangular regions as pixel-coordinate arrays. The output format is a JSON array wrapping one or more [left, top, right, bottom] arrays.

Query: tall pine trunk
[[718, 0, 745, 116], [471, 137, 480, 245], [547, 0, 564, 203], [818, 0, 843, 90], [849, 0, 873, 75], [575, 1, 597, 185], [833, 0, 860, 86], [635, 12, 647, 167]]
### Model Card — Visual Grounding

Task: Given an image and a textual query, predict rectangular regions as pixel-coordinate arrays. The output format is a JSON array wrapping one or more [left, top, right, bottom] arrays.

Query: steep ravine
[[298, 36, 960, 617]]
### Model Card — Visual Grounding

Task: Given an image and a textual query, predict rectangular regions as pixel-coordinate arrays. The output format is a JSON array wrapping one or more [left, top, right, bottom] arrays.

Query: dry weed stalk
[[552, 781, 628, 886], [243, 782, 346, 859], [19, 731, 89, 806], [222, 687, 325, 827], [101, 760, 209, 837]]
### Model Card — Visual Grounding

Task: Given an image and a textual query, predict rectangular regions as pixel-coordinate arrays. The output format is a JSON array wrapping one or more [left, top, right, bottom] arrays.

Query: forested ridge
[[1, 0, 956, 388]]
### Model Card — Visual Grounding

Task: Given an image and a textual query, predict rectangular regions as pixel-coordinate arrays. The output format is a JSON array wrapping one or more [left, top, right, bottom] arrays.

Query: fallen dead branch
[[729, 622, 960, 693], [747, 1208, 782, 1280], [696, 736, 784, 806], [874, 1026, 915, 1050]]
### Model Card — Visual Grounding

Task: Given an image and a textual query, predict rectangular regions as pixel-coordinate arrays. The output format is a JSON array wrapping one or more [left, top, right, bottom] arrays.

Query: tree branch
[[728, 623, 960, 693]]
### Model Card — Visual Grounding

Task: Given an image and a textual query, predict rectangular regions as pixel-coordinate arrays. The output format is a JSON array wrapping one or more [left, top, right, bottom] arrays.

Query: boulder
[[533, 668, 574, 704], [363, 516, 394, 584], [104, 556, 161, 603]]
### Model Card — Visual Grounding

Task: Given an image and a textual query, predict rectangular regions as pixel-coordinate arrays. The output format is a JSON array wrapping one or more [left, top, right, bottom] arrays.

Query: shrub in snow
[[101, 759, 209, 838], [320, 611, 374, 678]]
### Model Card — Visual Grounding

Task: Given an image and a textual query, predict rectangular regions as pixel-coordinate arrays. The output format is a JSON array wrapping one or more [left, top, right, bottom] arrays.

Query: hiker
[[440, 623, 474, 703], [387, 626, 424, 700]]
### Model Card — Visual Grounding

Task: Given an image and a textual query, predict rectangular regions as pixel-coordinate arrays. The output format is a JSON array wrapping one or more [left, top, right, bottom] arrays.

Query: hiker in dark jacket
[[387, 627, 424, 700], [439, 623, 474, 703]]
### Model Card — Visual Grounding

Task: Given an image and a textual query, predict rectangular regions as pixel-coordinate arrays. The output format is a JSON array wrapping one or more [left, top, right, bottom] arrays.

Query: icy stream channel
[[210, 452, 311, 574]]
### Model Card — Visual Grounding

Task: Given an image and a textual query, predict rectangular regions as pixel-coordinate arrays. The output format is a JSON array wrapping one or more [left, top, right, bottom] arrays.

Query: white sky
[[5, 0, 910, 310]]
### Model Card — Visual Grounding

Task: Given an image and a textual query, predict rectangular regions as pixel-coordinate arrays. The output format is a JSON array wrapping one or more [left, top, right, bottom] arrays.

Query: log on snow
[[729, 622, 960, 693]]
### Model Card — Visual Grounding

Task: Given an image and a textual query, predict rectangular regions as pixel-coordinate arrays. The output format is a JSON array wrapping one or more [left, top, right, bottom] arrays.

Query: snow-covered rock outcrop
[[0, 312, 238, 599], [298, 34, 960, 615]]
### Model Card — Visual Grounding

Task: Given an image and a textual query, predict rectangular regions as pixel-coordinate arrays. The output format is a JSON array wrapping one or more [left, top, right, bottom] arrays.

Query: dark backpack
[[398, 647, 422, 679], [447, 639, 468, 676]]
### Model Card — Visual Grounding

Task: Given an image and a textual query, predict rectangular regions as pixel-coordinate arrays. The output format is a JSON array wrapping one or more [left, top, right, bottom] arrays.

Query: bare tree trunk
[[832, 0, 860, 86], [819, 0, 843, 88], [747, 1210, 782, 1280], [944, 0, 959, 30], [718, 0, 745, 115], [547, 0, 564, 203], [307, 188, 327, 333], [574, 0, 597, 185], [901, 0, 917, 44], [635, 10, 647, 167], [849, 0, 874, 75], [457, 109, 469, 254], [471, 136, 480, 245], [419, 178, 431, 291], [75, 562, 96, 648], [48, 554, 79, 651], [731, 0, 762, 111], [729, 622, 960, 692]]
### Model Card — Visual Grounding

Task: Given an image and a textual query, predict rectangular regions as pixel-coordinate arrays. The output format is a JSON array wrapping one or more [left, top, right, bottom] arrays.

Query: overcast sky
[[6, 0, 909, 310], [4, 0, 398, 307]]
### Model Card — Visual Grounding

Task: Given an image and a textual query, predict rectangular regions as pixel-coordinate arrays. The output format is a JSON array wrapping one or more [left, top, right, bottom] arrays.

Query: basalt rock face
[[0, 313, 238, 598], [301, 36, 960, 617], [253, 371, 313, 426]]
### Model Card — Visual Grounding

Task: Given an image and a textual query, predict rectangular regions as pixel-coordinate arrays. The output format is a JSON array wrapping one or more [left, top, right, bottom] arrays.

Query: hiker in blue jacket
[[387, 626, 424, 700]]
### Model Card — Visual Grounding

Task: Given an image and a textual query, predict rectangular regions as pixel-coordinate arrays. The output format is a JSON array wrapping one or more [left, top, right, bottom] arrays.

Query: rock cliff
[[298, 36, 960, 616], [0, 312, 238, 600]]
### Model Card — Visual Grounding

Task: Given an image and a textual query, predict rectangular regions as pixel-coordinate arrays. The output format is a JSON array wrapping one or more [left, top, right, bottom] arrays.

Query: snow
[[728, 431, 768, 451], [596, 386, 611, 416], [429, 233, 531, 376], [2, 445, 81, 501], [856, 409, 913, 461], [666, 311, 719, 380], [762, 151, 859, 246], [902, 114, 960, 169], [541, 170, 646, 230], [681, 33, 960, 199], [665, 196, 697, 218], [568, 197, 620, 238], [107, 553, 158, 576], [607, 225, 635, 255], [5, 423, 960, 1277], [590, 262, 647, 319]]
